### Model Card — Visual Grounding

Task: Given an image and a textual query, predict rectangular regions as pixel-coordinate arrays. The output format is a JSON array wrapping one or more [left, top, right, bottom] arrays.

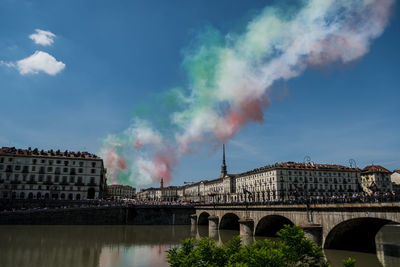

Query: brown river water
[[0, 224, 399, 267]]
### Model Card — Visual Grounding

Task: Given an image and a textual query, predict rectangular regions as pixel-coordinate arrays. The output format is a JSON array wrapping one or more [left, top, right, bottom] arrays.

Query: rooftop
[[240, 161, 361, 176], [0, 146, 100, 159], [362, 165, 391, 174]]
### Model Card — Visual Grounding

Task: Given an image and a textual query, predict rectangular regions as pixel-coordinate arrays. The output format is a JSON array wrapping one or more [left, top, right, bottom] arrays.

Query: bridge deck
[[195, 203, 400, 210]]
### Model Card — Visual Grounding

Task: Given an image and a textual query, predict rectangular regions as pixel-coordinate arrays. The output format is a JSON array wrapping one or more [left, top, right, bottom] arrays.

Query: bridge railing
[[194, 194, 400, 207]]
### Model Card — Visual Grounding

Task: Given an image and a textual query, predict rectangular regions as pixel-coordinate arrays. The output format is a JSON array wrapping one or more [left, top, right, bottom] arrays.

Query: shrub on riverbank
[[167, 225, 348, 266]]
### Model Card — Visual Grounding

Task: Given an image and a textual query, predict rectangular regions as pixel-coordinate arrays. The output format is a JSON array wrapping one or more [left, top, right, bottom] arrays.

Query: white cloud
[[29, 29, 56, 46], [16, 51, 65, 75]]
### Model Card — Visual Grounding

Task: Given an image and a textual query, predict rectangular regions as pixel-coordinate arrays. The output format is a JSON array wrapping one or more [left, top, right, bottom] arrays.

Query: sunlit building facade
[[0, 147, 106, 200], [361, 165, 393, 194], [106, 184, 136, 199]]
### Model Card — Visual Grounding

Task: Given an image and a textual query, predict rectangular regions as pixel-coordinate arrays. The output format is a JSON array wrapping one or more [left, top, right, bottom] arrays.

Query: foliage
[[342, 258, 356, 267], [167, 225, 344, 267]]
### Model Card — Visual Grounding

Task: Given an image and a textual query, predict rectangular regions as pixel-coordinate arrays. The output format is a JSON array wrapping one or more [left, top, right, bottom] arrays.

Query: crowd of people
[[197, 191, 400, 206], [1, 191, 399, 212]]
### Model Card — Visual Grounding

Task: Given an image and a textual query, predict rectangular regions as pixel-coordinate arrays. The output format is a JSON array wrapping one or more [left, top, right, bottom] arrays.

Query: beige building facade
[[234, 162, 361, 202], [106, 184, 136, 199], [361, 165, 393, 194], [0, 147, 106, 200]]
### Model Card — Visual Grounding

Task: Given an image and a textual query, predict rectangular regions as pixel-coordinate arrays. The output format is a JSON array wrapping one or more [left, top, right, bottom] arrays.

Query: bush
[[167, 225, 339, 267], [342, 258, 356, 267]]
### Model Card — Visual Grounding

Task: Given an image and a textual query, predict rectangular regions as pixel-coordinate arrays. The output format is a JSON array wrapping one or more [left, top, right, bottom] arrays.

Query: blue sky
[[0, 0, 399, 189]]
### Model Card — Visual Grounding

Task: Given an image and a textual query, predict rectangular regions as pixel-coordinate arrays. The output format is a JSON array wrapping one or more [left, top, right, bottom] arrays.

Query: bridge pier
[[239, 219, 254, 245], [239, 219, 254, 236], [190, 215, 197, 226], [301, 224, 323, 246], [208, 215, 219, 231]]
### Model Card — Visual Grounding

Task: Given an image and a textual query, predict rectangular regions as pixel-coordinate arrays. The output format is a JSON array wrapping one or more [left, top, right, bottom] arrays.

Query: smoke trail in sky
[[101, 0, 394, 187]]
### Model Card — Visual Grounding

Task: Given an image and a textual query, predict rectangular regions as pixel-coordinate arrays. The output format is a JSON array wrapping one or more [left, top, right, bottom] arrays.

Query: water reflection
[[0, 224, 398, 267], [376, 224, 400, 267], [0, 225, 190, 267]]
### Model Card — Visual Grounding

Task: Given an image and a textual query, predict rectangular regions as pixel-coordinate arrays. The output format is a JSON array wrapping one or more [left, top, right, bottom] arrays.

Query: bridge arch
[[255, 215, 294, 237], [219, 213, 240, 231], [324, 217, 395, 253], [198, 212, 210, 225]]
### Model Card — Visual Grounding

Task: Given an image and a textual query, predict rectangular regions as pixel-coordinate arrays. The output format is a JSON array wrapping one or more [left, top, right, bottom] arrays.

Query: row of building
[[1, 146, 398, 203], [137, 145, 399, 203]]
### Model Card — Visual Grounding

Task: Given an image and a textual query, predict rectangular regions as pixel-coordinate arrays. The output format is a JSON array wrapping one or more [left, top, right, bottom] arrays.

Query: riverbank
[[0, 205, 195, 225]]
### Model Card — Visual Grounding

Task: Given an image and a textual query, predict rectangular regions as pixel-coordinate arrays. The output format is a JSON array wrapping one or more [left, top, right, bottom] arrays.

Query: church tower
[[220, 144, 227, 178], [160, 178, 164, 189]]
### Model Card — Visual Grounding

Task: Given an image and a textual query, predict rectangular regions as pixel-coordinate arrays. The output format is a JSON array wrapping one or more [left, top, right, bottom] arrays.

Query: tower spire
[[220, 144, 227, 178]]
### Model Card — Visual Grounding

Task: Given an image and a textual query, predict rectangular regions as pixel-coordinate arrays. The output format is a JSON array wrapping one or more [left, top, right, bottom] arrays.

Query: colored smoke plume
[[101, 0, 394, 187]]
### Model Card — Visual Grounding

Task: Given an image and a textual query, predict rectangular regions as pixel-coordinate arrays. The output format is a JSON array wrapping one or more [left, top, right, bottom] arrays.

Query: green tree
[[167, 225, 354, 267]]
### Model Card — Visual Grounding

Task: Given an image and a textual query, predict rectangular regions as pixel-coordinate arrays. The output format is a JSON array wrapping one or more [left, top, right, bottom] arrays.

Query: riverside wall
[[0, 205, 195, 225]]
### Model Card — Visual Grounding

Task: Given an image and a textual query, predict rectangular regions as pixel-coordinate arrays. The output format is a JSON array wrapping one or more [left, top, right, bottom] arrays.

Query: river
[[0, 224, 398, 267]]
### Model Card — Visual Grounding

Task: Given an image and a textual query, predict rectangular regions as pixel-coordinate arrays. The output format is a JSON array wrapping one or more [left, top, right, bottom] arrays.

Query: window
[[91, 169, 95, 174], [41, 159, 45, 163], [63, 167, 68, 173], [49, 160, 53, 165], [69, 176, 75, 183], [64, 161, 69, 166], [32, 159, 37, 164], [47, 167, 53, 172], [39, 175, 43, 182], [55, 176, 59, 183], [78, 168, 83, 173], [8, 158, 13, 162], [91, 162, 96, 168], [32, 166, 36, 171], [79, 162, 84, 167], [62, 176, 67, 183], [56, 160, 61, 164], [0, 165, 3, 170], [0, 157, 3, 163], [39, 167, 45, 174]]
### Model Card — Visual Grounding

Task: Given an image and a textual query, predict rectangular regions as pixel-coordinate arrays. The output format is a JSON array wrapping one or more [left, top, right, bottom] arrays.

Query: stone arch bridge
[[192, 203, 400, 253]]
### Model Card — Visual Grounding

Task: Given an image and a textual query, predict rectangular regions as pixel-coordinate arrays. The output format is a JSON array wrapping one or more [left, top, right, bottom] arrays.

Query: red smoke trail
[[153, 149, 178, 184], [104, 148, 126, 170], [216, 96, 270, 141]]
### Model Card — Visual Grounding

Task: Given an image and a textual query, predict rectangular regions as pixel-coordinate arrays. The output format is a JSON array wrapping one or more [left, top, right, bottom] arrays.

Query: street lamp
[[243, 188, 252, 219]]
